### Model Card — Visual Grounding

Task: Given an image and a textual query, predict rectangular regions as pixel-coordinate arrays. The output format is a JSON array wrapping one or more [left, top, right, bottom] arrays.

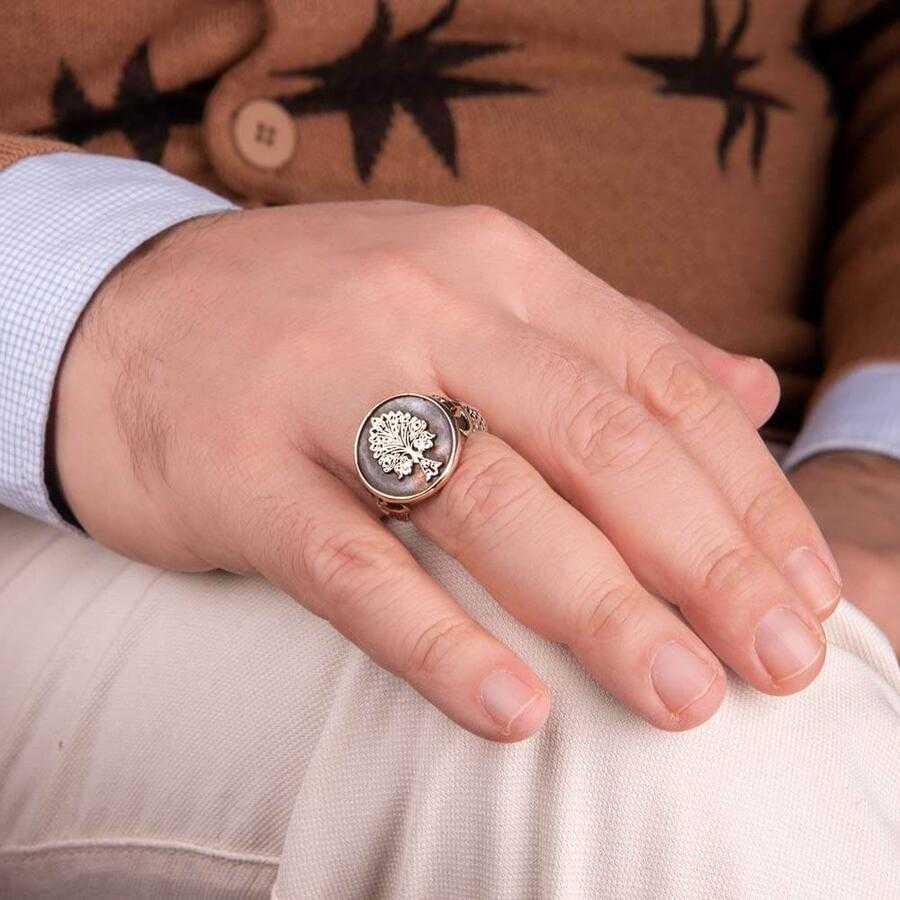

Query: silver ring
[[354, 393, 487, 519]]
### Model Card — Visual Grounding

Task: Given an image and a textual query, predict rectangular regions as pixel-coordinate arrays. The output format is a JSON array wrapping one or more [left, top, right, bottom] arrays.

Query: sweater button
[[232, 99, 296, 170]]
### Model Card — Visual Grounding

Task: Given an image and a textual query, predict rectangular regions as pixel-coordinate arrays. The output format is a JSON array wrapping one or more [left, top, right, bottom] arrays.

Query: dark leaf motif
[[348, 102, 395, 182], [399, 92, 457, 173], [46, 41, 220, 163], [271, 0, 537, 181], [51, 62, 96, 146], [627, 0, 790, 175]]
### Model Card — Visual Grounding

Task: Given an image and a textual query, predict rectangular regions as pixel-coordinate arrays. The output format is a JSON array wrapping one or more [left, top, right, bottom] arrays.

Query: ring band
[[354, 393, 487, 519]]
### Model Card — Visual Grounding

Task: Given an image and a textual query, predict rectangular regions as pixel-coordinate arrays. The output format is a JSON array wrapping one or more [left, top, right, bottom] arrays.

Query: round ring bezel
[[354, 393, 462, 505]]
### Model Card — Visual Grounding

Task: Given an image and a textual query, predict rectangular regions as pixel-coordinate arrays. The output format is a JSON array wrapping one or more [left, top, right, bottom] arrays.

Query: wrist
[[51, 216, 210, 556]]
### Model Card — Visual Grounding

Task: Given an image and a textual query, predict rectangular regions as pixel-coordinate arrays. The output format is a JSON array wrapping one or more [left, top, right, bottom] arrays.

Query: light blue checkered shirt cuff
[[0, 151, 237, 527], [782, 363, 900, 471]]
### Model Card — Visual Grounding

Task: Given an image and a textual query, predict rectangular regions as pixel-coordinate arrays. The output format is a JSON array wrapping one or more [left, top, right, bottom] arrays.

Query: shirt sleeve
[[781, 362, 900, 470], [0, 151, 237, 527]]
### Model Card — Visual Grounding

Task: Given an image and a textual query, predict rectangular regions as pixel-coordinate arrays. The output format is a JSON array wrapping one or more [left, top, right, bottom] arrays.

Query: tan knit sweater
[[2, 0, 899, 437]]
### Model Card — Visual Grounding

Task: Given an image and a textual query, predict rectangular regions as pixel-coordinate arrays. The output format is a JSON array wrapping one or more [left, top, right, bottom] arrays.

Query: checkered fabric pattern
[[0, 152, 236, 526]]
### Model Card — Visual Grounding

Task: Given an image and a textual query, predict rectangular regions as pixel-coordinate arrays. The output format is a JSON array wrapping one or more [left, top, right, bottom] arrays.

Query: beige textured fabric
[[0, 505, 898, 899]]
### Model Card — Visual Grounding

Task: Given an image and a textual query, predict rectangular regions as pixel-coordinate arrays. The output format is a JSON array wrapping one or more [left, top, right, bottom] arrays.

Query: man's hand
[[53, 202, 841, 740], [791, 451, 900, 654]]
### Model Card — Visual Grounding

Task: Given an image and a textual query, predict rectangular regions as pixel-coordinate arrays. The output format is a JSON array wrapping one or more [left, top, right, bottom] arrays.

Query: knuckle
[[292, 519, 398, 616], [440, 441, 539, 552], [458, 204, 526, 238], [632, 343, 727, 432], [361, 247, 442, 299], [570, 570, 647, 647], [400, 616, 483, 681], [738, 476, 824, 553], [557, 374, 665, 476], [365, 198, 432, 215], [456, 205, 542, 259], [697, 542, 763, 600], [741, 477, 797, 536]]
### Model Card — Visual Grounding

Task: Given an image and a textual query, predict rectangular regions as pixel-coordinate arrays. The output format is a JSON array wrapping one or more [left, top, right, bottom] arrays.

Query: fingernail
[[480, 670, 541, 734], [651, 641, 716, 714], [755, 607, 824, 683], [785, 546, 842, 614]]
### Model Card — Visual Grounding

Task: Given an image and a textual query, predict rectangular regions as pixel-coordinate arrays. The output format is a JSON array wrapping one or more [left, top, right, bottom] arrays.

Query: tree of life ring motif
[[368, 409, 443, 482]]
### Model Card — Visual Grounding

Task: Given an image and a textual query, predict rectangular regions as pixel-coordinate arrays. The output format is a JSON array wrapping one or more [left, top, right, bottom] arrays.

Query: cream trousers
[[0, 506, 898, 899]]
